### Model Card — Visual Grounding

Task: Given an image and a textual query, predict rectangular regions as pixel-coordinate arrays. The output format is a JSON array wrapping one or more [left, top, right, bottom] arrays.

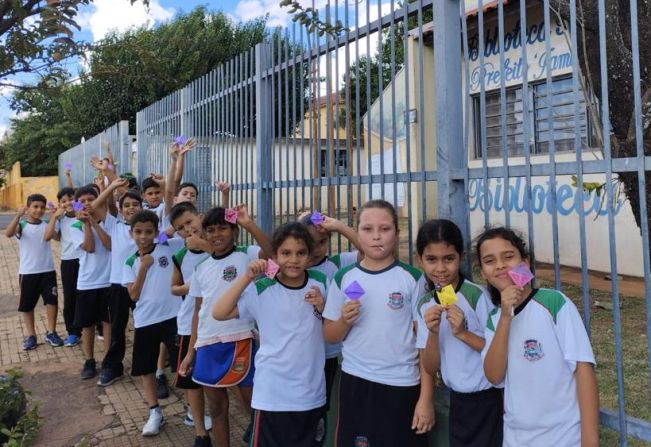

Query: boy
[[70, 186, 112, 379], [5, 194, 63, 350], [122, 210, 184, 436], [44, 187, 82, 347]]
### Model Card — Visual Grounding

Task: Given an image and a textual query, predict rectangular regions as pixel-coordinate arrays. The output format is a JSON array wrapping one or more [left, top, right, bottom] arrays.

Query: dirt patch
[[18, 361, 117, 447]]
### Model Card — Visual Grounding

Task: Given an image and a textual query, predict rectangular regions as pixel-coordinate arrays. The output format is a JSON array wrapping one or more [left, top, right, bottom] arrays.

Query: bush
[[0, 369, 40, 446]]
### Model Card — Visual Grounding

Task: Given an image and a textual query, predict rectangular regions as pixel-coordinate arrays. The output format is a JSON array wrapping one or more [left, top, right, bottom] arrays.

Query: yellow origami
[[436, 284, 458, 306]]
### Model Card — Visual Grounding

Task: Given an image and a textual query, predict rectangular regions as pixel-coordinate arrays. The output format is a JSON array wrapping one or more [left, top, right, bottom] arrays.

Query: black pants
[[449, 387, 503, 447], [101, 284, 133, 374], [61, 259, 80, 336]]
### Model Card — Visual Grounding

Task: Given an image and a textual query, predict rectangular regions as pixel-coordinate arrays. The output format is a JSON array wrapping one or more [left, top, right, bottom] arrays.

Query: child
[[212, 222, 328, 447], [322, 199, 434, 447], [44, 187, 82, 347], [170, 202, 215, 447], [70, 186, 113, 379], [415, 219, 502, 446], [5, 194, 63, 350], [181, 205, 271, 447], [478, 227, 599, 446], [122, 210, 184, 436]]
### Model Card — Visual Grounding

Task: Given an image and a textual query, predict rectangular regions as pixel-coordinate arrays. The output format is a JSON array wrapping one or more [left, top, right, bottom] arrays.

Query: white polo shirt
[[188, 245, 261, 346], [122, 239, 184, 328], [103, 213, 136, 285], [70, 220, 111, 290], [482, 288, 595, 446], [16, 219, 55, 274], [238, 270, 328, 411], [55, 214, 81, 261], [172, 246, 208, 336], [415, 278, 495, 393], [323, 261, 425, 386]]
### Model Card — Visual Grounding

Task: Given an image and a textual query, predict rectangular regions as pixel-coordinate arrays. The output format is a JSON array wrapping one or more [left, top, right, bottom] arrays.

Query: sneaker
[[142, 408, 165, 436], [156, 374, 169, 399], [22, 335, 37, 351], [96, 333, 104, 341], [80, 359, 97, 380], [64, 334, 80, 347], [183, 411, 212, 431], [97, 368, 123, 387], [193, 435, 212, 447], [45, 331, 64, 347]]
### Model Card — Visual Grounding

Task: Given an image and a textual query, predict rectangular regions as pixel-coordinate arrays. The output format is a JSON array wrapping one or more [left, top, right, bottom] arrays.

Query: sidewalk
[[0, 234, 250, 447]]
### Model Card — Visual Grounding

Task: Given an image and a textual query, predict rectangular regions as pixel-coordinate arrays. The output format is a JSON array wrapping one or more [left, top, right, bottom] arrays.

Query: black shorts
[[60, 259, 79, 303], [324, 357, 339, 411], [18, 271, 57, 312], [174, 334, 201, 390], [335, 371, 428, 447], [131, 318, 178, 377], [449, 387, 503, 447], [74, 287, 110, 328], [251, 406, 326, 447]]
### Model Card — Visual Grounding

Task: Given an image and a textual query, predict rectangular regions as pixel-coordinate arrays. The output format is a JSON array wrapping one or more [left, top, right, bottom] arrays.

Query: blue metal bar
[[477, 0, 490, 229], [255, 43, 273, 235]]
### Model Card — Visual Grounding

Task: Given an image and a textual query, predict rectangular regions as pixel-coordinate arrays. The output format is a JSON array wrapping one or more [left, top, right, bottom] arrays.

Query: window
[[320, 146, 349, 177], [473, 76, 596, 159]]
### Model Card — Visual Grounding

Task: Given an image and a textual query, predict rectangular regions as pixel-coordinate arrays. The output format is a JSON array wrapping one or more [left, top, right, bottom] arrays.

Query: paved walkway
[[0, 233, 249, 447]]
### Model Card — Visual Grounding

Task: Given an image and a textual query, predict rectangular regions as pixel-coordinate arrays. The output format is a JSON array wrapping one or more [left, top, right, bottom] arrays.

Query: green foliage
[[0, 369, 40, 447]]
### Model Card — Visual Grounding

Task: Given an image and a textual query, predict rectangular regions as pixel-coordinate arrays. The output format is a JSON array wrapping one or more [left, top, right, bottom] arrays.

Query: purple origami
[[157, 231, 169, 244], [64, 162, 73, 170], [225, 208, 238, 224], [344, 280, 365, 300], [107, 163, 114, 171], [47, 201, 56, 209], [508, 262, 534, 288], [265, 259, 280, 279], [310, 211, 324, 226], [72, 201, 83, 212], [175, 135, 187, 145]]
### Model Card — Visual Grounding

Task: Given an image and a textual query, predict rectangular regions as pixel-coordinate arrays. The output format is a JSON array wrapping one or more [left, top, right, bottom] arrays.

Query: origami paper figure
[[508, 262, 534, 288], [64, 162, 73, 170], [225, 208, 238, 224], [107, 163, 114, 171], [72, 201, 83, 212], [157, 231, 168, 244], [344, 281, 365, 300], [175, 135, 187, 145], [265, 259, 280, 279], [47, 201, 56, 209], [436, 284, 458, 306], [310, 211, 324, 226]]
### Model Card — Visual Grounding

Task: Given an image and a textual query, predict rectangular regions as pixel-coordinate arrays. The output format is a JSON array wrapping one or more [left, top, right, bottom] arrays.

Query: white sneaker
[[184, 410, 212, 431], [142, 408, 165, 436]]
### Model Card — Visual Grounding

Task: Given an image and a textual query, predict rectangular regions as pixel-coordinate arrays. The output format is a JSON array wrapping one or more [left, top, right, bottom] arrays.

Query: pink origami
[[508, 262, 534, 288], [225, 208, 238, 224], [310, 211, 324, 226], [157, 231, 168, 244], [72, 201, 83, 212], [265, 259, 280, 279], [64, 162, 73, 170], [344, 280, 365, 300], [107, 163, 114, 171], [47, 201, 56, 209]]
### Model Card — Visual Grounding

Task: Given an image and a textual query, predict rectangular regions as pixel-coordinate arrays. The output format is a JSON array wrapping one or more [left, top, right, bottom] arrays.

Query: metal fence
[[57, 121, 132, 188], [62, 0, 651, 443]]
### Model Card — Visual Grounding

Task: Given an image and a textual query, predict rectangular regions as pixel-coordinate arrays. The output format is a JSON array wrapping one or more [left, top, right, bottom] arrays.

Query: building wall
[[0, 162, 59, 210]]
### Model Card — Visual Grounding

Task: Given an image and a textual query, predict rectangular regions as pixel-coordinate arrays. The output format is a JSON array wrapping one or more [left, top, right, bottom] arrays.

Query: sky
[[0, 0, 391, 140]]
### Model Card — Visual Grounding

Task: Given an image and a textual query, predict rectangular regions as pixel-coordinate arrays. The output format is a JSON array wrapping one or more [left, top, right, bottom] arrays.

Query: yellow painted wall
[[0, 162, 59, 210]]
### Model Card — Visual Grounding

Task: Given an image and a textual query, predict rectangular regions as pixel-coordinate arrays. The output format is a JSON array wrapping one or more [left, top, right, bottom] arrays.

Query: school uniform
[[122, 239, 184, 376], [16, 219, 57, 312], [188, 245, 261, 388], [55, 214, 81, 336], [482, 288, 595, 447], [322, 261, 428, 447], [144, 202, 170, 231], [239, 271, 328, 447], [416, 278, 502, 447]]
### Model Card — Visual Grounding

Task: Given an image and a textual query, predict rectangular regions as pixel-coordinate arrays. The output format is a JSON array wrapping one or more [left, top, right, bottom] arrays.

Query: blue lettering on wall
[[468, 178, 624, 217]]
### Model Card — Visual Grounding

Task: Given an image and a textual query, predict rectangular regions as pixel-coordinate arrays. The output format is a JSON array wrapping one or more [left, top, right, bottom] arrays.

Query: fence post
[[256, 43, 273, 235], [433, 0, 469, 256], [119, 120, 130, 173]]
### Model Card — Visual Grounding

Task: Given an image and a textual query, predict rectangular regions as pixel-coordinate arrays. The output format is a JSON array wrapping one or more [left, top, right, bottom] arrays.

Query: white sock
[[156, 369, 165, 378]]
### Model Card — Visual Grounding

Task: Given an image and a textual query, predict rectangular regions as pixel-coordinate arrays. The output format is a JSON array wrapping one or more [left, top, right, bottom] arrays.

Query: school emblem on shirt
[[354, 436, 369, 447], [158, 256, 169, 268], [387, 292, 404, 310], [223, 265, 237, 282], [523, 339, 544, 361]]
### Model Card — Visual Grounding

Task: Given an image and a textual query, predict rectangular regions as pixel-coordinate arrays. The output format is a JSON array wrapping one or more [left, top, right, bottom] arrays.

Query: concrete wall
[[0, 162, 59, 210]]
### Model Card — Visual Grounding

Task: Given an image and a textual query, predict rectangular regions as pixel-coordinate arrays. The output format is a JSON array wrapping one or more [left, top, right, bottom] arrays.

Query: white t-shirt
[[415, 278, 495, 393], [103, 213, 136, 285], [16, 219, 55, 274], [122, 239, 184, 328], [323, 261, 425, 386], [70, 220, 111, 290], [482, 288, 595, 446], [55, 214, 81, 261], [144, 202, 169, 231], [238, 270, 328, 411], [172, 246, 207, 336], [188, 246, 261, 346], [310, 251, 359, 358]]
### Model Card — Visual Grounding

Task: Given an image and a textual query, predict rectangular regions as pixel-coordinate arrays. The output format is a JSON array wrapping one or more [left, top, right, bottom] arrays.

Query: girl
[[478, 227, 599, 447], [212, 222, 328, 447], [322, 199, 434, 447], [415, 219, 502, 446]]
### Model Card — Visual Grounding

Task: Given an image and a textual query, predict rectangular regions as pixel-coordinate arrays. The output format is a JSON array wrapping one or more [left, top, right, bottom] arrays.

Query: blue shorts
[[192, 338, 255, 388]]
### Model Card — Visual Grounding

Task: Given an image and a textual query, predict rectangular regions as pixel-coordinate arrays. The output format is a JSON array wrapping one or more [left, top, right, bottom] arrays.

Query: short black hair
[[27, 194, 47, 206], [119, 190, 143, 208], [202, 207, 237, 230], [86, 183, 101, 194], [175, 182, 199, 197], [271, 222, 314, 254], [74, 186, 98, 201], [169, 202, 199, 226], [141, 177, 159, 193], [130, 210, 159, 230], [57, 187, 75, 201], [119, 172, 139, 190]]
